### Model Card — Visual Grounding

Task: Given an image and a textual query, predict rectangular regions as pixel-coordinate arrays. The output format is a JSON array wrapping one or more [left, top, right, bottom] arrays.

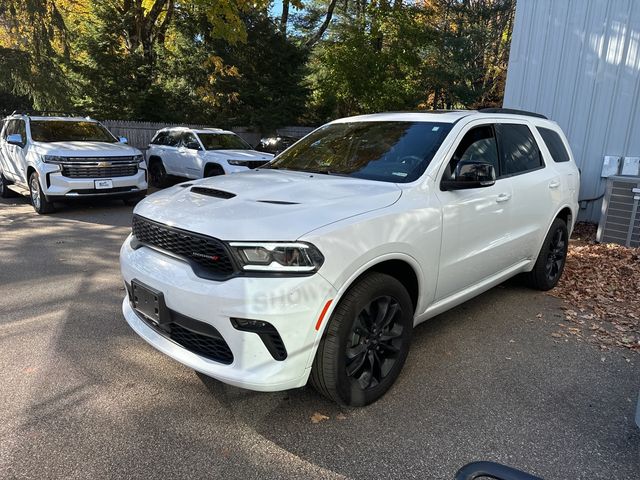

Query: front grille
[[132, 215, 236, 279], [232, 160, 269, 169], [132, 306, 234, 364], [69, 186, 137, 195], [62, 163, 138, 178], [247, 160, 269, 169]]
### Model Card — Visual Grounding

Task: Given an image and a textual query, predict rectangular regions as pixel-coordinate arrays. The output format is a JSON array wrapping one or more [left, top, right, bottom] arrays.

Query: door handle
[[496, 193, 511, 203], [549, 180, 560, 189]]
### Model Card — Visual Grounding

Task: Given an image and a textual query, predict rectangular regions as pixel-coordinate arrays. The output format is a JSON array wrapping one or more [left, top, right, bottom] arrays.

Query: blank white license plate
[[94, 179, 113, 189]]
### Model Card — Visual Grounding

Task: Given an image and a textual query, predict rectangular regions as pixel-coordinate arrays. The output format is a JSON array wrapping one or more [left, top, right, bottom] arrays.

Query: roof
[[158, 126, 234, 135], [332, 111, 472, 124], [6, 114, 97, 122], [330, 109, 551, 124]]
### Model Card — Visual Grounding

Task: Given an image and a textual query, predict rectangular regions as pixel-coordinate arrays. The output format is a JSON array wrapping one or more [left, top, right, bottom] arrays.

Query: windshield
[[197, 133, 252, 150], [30, 120, 117, 143], [268, 121, 453, 183]]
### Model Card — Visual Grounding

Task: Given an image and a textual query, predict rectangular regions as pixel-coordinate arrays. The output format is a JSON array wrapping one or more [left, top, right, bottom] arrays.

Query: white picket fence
[[101, 120, 315, 149]]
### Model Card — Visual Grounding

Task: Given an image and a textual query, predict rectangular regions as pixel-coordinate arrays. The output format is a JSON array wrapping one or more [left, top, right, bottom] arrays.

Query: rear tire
[[310, 272, 413, 406], [28, 171, 55, 214], [0, 172, 17, 198], [148, 160, 169, 188], [525, 218, 568, 291]]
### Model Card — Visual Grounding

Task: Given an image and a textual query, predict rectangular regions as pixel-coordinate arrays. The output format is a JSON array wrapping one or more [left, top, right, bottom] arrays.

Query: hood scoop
[[190, 186, 236, 199], [256, 200, 300, 205]]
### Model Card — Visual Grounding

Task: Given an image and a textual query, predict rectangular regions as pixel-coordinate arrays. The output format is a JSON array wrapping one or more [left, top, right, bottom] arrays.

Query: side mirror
[[6, 133, 24, 147], [119, 136, 128, 144], [441, 161, 496, 191]]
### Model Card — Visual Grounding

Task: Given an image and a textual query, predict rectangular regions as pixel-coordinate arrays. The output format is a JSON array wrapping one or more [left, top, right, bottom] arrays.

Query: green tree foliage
[[0, 0, 515, 130], [303, 0, 515, 121], [0, 0, 69, 111]]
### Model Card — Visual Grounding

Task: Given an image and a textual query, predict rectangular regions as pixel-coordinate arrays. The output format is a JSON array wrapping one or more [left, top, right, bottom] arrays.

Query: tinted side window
[[442, 125, 499, 181], [537, 127, 570, 163], [182, 132, 200, 150], [16, 120, 26, 142], [4, 120, 17, 138], [151, 132, 168, 145], [496, 124, 543, 176], [165, 131, 182, 147]]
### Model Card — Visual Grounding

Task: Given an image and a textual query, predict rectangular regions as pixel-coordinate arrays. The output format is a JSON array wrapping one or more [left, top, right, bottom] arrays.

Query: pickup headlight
[[133, 154, 146, 167], [43, 155, 65, 164], [229, 242, 324, 273]]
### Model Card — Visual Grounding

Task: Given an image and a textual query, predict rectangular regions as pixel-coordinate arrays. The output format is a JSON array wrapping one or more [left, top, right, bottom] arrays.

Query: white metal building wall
[[504, 0, 640, 222]]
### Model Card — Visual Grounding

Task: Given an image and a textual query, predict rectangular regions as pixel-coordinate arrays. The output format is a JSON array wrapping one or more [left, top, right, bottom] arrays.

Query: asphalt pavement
[[0, 194, 638, 480]]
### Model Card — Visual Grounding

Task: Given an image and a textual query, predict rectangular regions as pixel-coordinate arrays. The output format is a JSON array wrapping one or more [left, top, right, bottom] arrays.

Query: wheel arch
[[26, 165, 37, 183], [308, 253, 424, 366], [527, 204, 575, 273], [204, 162, 225, 176]]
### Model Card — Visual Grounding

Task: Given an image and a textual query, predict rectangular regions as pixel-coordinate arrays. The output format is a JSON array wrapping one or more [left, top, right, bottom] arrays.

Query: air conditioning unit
[[596, 175, 640, 247]]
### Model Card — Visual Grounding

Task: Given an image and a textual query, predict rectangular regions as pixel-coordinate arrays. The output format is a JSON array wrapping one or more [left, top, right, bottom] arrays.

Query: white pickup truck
[[0, 113, 147, 213]]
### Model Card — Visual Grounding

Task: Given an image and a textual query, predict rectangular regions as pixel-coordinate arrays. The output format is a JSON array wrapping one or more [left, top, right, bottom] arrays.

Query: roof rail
[[478, 108, 548, 119], [9, 110, 91, 118]]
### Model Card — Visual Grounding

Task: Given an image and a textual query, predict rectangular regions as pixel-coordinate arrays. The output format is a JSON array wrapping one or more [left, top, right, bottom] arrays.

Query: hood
[[33, 141, 141, 157], [134, 169, 402, 241], [203, 149, 273, 161]]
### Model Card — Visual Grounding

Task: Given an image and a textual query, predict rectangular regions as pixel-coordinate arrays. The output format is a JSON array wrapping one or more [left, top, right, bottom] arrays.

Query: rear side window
[[537, 127, 571, 163], [495, 124, 543, 176]]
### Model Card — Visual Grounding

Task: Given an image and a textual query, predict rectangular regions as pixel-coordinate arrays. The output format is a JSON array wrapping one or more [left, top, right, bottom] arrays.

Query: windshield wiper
[[303, 168, 350, 177]]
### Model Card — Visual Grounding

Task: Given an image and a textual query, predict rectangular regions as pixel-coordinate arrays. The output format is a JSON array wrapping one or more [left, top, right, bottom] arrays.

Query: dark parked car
[[254, 135, 297, 155]]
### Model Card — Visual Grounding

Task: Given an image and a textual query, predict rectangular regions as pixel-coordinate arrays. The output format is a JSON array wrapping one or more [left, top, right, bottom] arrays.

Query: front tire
[[28, 172, 55, 214], [525, 218, 568, 291], [0, 172, 17, 198], [310, 272, 413, 406], [148, 160, 168, 188]]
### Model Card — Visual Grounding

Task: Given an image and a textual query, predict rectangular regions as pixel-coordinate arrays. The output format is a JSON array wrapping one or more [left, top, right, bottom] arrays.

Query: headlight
[[43, 155, 65, 164], [229, 242, 324, 273], [133, 154, 145, 167], [227, 160, 248, 166]]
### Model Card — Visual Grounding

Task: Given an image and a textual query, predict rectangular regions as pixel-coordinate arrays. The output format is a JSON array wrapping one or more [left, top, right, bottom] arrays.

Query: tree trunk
[[305, 0, 339, 48], [280, 0, 290, 36]]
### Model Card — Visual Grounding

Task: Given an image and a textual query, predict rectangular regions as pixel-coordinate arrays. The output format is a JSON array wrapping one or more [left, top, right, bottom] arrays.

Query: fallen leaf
[[310, 412, 329, 424]]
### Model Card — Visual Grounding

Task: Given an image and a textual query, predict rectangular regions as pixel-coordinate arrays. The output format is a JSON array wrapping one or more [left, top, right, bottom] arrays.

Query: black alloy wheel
[[310, 272, 413, 406], [545, 227, 567, 283], [525, 218, 568, 291], [346, 295, 404, 390]]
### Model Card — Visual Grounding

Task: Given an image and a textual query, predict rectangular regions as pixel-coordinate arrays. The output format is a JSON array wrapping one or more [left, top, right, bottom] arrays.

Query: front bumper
[[41, 163, 147, 198], [120, 236, 337, 391]]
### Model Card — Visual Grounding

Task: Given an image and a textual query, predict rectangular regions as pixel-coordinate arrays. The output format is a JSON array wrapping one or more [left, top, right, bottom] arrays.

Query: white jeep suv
[[0, 113, 147, 213], [120, 109, 579, 406], [145, 127, 273, 186]]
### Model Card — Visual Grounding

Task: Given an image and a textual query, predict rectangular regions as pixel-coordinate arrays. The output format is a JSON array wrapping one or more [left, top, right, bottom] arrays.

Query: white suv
[[0, 114, 147, 213], [145, 127, 273, 186], [120, 110, 579, 406]]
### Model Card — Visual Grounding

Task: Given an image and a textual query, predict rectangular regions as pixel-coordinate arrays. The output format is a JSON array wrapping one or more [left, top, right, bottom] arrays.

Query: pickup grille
[[232, 160, 270, 169], [131, 215, 236, 279], [62, 162, 138, 178]]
